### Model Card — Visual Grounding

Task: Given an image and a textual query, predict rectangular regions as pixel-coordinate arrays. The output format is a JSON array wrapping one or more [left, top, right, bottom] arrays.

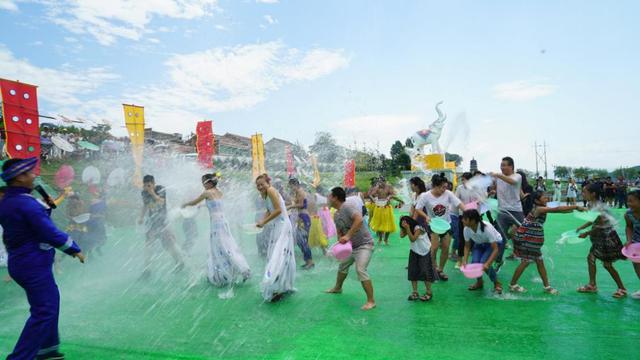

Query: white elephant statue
[[409, 101, 446, 155]]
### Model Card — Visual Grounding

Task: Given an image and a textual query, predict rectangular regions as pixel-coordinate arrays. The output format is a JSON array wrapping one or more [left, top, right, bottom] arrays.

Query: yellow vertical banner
[[123, 104, 145, 188], [251, 133, 265, 178]]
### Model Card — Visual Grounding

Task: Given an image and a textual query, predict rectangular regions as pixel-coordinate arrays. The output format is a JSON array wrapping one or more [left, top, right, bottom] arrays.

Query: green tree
[[405, 138, 414, 148], [573, 167, 592, 180], [309, 132, 344, 163], [553, 166, 572, 179], [445, 152, 463, 166], [593, 169, 610, 179], [612, 167, 639, 179]]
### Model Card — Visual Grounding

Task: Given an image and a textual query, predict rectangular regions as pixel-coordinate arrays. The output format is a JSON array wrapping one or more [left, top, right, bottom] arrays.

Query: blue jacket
[[0, 187, 80, 269]]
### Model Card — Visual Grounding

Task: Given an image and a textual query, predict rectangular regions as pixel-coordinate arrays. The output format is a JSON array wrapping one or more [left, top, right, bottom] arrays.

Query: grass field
[[1, 209, 639, 359]]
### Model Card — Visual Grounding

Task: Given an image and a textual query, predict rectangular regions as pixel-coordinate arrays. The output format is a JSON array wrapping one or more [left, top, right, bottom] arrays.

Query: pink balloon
[[55, 165, 75, 188]]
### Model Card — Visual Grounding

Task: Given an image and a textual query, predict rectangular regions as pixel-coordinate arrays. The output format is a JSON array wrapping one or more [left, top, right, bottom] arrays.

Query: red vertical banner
[[344, 159, 355, 188], [196, 120, 214, 169], [286, 145, 295, 176], [0, 79, 41, 174]]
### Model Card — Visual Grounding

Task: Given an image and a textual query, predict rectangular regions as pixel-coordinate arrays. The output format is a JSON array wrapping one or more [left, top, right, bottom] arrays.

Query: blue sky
[[1, 0, 638, 172]]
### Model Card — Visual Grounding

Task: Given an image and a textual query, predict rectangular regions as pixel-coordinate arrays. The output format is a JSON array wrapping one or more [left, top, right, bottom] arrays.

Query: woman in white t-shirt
[[400, 216, 436, 302], [461, 209, 503, 294], [415, 175, 465, 281]]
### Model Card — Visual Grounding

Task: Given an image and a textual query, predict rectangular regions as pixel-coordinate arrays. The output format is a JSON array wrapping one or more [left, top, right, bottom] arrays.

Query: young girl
[[400, 216, 435, 301], [576, 184, 627, 298], [182, 173, 251, 287], [552, 180, 562, 202], [409, 176, 428, 228], [255, 173, 297, 302], [415, 175, 465, 281], [624, 190, 640, 300], [566, 178, 578, 206], [461, 209, 503, 294], [510, 191, 585, 295]]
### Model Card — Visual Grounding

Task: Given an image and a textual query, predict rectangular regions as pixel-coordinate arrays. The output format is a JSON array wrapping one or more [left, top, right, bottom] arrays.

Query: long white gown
[[260, 193, 296, 301], [206, 198, 251, 286]]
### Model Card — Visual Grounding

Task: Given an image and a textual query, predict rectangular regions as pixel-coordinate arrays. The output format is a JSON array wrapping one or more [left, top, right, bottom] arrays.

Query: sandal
[[509, 284, 527, 293], [468, 282, 484, 291], [612, 289, 627, 299], [437, 271, 449, 281], [577, 284, 598, 293], [419, 293, 433, 302], [544, 286, 559, 295], [494, 283, 503, 294], [407, 292, 419, 301]]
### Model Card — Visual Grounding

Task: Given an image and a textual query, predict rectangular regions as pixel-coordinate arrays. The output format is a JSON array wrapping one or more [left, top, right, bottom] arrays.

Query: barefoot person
[[182, 173, 251, 286], [138, 175, 184, 278], [0, 158, 85, 360], [287, 178, 314, 269], [326, 187, 376, 311], [367, 177, 404, 245], [255, 174, 296, 302]]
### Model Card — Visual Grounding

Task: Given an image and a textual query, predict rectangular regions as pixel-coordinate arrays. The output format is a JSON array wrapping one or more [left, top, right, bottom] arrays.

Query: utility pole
[[534, 141, 548, 179]]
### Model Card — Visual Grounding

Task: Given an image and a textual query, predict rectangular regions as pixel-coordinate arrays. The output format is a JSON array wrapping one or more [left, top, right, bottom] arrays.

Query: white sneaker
[[509, 284, 527, 293], [632, 291, 640, 300]]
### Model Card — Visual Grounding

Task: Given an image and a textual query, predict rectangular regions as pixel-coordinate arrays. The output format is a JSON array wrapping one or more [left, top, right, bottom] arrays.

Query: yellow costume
[[369, 203, 396, 233], [308, 215, 328, 248], [365, 200, 376, 220]]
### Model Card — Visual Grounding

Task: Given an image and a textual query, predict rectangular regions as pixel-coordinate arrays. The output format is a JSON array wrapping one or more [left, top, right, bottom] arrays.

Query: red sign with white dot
[[0, 78, 41, 174]]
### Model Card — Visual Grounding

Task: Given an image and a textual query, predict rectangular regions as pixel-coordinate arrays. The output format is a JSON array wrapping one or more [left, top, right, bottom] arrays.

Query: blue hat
[[1, 157, 38, 182]]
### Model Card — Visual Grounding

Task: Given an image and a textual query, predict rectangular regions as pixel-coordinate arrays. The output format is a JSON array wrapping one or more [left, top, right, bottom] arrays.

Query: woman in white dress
[[255, 174, 296, 302], [182, 173, 250, 287]]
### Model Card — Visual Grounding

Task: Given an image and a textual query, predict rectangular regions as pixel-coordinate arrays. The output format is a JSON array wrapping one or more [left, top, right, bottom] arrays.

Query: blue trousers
[[7, 265, 61, 360], [296, 214, 313, 262], [471, 243, 499, 284]]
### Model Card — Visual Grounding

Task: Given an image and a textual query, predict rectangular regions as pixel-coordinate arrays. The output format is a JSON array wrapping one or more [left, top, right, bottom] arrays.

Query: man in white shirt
[[490, 156, 525, 267]]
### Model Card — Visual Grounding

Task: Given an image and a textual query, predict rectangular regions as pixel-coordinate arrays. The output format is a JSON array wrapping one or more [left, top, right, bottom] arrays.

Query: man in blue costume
[[0, 158, 85, 360]]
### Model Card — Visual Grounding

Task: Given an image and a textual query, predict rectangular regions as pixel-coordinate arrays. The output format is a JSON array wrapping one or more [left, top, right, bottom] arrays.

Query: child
[[87, 187, 108, 256], [415, 175, 465, 281], [400, 216, 435, 302], [624, 190, 640, 299], [461, 209, 503, 294], [509, 191, 585, 295], [552, 180, 562, 202], [576, 184, 627, 298]]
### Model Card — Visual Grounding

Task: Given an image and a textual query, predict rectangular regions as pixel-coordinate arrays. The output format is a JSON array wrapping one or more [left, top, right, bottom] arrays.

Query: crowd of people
[[1, 155, 640, 359]]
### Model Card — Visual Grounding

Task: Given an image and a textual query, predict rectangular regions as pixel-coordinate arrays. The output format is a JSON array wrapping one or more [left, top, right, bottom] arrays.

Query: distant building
[[216, 133, 252, 157], [264, 137, 297, 158], [144, 128, 183, 144], [470, 158, 478, 173]]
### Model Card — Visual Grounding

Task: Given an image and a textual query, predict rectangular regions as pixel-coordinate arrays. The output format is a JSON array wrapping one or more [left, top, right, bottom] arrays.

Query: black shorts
[[408, 250, 436, 282]]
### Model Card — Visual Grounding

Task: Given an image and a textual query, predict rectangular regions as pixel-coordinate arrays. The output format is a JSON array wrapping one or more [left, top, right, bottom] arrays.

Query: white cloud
[[0, 0, 18, 12], [125, 41, 349, 134], [256, 0, 278, 3], [330, 115, 422, 154], [44, 0, 219, 45], [214, 24, 228, 31], [263, 14, 277, 25], [492, 80, 556, 101], [0, 45, 119, 106]]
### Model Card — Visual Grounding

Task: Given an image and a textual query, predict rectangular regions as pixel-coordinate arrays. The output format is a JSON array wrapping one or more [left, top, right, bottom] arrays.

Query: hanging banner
[[310, 154, 321, 188], [196, 120, 214, 169], [122, 104, 145, 188], [286, 145, 295, 177], [343, 159, 355, 188], [0, 78, 41, 174], [251, 133, 265, 178]]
